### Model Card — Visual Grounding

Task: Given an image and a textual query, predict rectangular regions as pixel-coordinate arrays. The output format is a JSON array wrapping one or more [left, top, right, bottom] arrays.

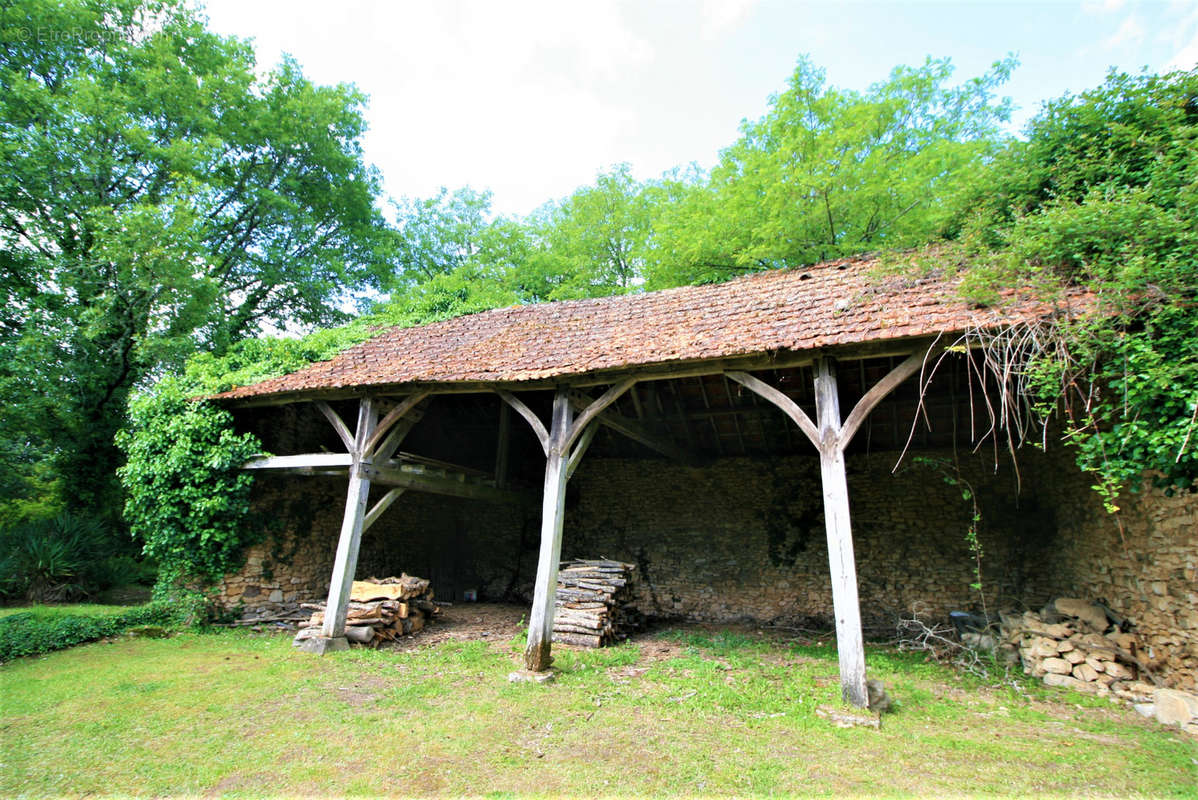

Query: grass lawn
[[0, 603, 135, 619], [2, 624, 1195, 798]]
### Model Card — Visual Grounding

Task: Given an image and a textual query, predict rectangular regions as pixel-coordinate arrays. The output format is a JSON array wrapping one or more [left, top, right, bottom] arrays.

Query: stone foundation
[[216, 445, 1195, 687]]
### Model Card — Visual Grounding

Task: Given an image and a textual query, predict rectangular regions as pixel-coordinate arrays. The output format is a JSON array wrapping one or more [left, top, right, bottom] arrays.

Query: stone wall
[[216, 444, 1195, 686], [561, 450, 1056, 628], [1026, 457, 1197, 690], [215, 476, 532, 609]]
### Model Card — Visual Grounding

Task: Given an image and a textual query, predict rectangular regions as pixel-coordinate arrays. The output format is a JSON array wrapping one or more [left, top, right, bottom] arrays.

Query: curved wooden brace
[[316, 400, 356, 452], [562, 377, 636, 453], [838, 342, 940, 449], [362, 391, 431, 459], [496, 390, 550, 456], [725, 371, 820, 450]]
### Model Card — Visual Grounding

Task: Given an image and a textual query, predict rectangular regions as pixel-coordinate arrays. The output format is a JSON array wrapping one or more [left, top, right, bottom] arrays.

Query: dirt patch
[[380, 602, 526, 652]]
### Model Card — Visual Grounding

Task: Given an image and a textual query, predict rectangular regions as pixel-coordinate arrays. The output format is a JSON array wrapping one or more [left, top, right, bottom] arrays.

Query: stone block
[[1043, 673, 1087, 691], [1072, 662, 1099, 682], [1104, 662, 1134, 680], [1153, 689, 1198, 726], [1042, 657, 1073, 675]]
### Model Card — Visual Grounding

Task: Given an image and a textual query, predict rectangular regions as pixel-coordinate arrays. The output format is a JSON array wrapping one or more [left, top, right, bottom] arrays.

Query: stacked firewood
[[292, 575, 438, 648], [552, 559, 641, 648], [1001, 597, 1158, 701]]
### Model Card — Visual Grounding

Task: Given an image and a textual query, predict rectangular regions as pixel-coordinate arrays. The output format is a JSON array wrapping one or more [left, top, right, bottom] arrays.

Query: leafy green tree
[[519, 164, 654, 300], [388, 187, 495, 287], [946, 68, 1198, 499], [0, 0, 394, 519], [645, 56, 1016, 287]]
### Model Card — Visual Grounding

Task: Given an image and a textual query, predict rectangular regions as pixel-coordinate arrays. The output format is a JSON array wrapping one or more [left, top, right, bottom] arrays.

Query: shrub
[[0, 602, 177, 662], [0, 514, 108, 602]]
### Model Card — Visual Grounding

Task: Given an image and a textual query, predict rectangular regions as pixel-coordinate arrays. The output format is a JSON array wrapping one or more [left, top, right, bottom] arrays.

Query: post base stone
[[295, 635, 349, 654], [508, 668, 556, 684]]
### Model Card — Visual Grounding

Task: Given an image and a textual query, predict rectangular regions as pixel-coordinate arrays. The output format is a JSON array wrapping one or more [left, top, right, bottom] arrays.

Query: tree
[[519, 164, 653, 300], [0, 0, 394, 520], [945, 68, 1198, 499], [644, 56, 1016, 288], [388, 187, 495, 288]]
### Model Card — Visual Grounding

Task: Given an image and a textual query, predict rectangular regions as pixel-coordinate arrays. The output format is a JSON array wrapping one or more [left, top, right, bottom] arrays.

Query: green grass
[[0, 603, 134, 619], [1, 627, 1195, 798]]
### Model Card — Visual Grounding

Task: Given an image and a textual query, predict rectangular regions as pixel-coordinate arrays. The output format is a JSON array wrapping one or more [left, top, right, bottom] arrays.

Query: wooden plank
[[563, 377, 636, 452], [315, 401, 356, 452], [813, 357, 869, 708], [243, 453, 353, 470], [361, 391, 431, 458], [525, 389, 572, 672], [725, 371, 820, 449], [838, 344, 938, 449], [320, 398, 378, 641], [567, 391, 694, 463], [496, 390, 550, 456], [362, 488, 405, 533]]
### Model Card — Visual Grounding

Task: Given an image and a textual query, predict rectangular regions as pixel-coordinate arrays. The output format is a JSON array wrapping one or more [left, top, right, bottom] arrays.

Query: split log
[[551, 559, 641, 648]]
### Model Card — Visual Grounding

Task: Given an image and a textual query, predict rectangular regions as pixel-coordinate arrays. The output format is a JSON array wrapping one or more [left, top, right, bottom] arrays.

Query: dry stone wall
[[215, 439, 1194, 686]]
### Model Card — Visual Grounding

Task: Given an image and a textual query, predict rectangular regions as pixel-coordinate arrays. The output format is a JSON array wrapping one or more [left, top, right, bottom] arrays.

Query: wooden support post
[[813, 357, 868, 708], [304, 398, 377, 653], [525, 389, 572, 672], [725, 345, 936, 708]]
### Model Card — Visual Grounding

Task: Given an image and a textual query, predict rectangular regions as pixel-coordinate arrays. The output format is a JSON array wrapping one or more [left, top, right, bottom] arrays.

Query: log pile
[[292, 575, 439, 648], [552, 559, 641, 648], [1001, 597, 1158, 701]]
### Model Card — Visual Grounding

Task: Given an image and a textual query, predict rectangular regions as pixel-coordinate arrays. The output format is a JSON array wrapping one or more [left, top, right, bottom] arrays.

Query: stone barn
[[210, 256, 1197, 704]]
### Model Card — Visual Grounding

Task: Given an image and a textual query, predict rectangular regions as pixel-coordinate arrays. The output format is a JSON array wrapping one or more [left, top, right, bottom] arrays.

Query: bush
[[0, 602, 177, 661]]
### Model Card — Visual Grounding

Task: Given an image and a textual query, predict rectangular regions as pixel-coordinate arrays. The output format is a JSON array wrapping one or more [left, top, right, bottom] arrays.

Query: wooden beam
[[563, 378, 636, 452], [243, 453, 353, 470], [372, 401, 428, 463], [361, 391, 430, 459], [317, 398, 378, 646], [525, 389, 572, 672], [725, 371, 820, 449], [565, 421, 598, 481], [566, 391, 695, 462], [362, 488, 405, 533], [497, 390, 550, 456], [813, 357, 869, 708], [316, 401, 355, 452], [838, 345, 938, 448], [363, 463, 528, 505], [222, 337, 947, 409]]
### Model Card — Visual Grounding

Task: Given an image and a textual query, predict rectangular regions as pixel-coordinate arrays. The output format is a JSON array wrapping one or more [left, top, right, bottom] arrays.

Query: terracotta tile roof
[[215, 256, 1083, 401]]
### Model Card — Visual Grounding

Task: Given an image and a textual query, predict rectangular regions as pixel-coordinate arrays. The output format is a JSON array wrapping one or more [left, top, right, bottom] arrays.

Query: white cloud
[[699, 0, 758, 40], [1161, 1, 1198, 71], [1104, 14, 1144, 48]]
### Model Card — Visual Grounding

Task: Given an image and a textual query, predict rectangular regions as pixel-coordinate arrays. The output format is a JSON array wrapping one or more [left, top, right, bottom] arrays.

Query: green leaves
[[944, 67, 1198, 499], [1, 0, 394, 519], [644, 55, 1016, 287], [115, 381, 261, 587]]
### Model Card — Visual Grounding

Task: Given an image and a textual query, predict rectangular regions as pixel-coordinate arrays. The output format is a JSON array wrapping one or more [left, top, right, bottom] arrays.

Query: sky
[[201, 0, 1198, 218]]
